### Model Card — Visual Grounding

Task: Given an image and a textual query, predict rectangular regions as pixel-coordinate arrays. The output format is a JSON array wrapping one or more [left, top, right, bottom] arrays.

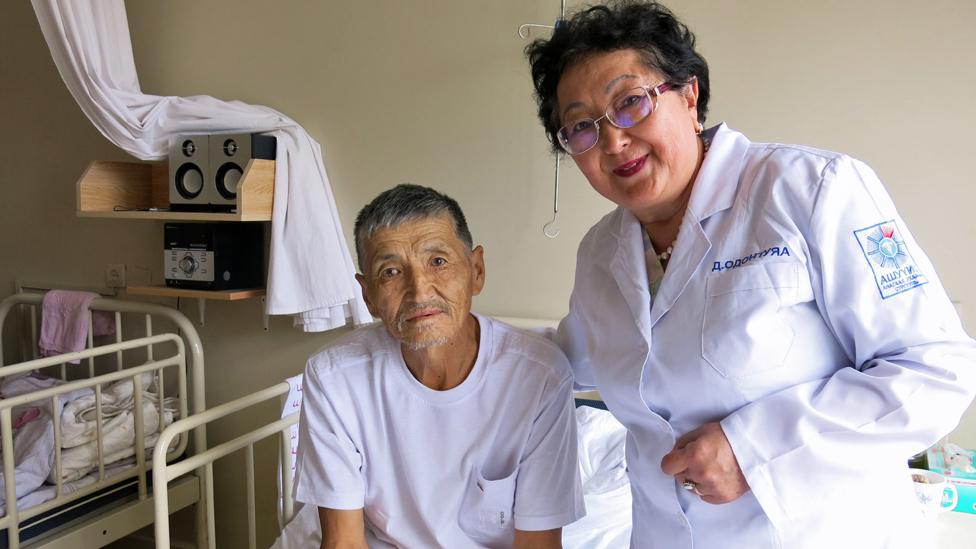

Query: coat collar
[[608, 123, 753, 332], [686, 123, 751, 224], [610, 207, 653, 334]]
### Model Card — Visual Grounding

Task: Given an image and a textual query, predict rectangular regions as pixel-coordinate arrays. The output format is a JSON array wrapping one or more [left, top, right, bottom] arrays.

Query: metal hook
[[521, 0, 567, 240], [543, 214, 560, 238], [543, 153, 561, 239], [517, 0, 566, 39], [518, 23, 554, 39]]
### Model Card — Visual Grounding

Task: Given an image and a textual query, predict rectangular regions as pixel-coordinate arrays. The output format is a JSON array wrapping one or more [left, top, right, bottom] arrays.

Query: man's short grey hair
[[354, 184, 474, 272]]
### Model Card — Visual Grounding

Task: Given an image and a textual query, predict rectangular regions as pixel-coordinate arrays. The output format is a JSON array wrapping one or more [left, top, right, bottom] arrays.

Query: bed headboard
[[491, 315, 559, 330]]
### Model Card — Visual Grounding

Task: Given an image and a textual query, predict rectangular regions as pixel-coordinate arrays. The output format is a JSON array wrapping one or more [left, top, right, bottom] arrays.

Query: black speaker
[[169, 135, 211, 211], [208, 133, 277, 212]]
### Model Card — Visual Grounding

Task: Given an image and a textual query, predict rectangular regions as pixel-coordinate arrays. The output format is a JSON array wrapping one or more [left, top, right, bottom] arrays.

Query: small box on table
[[927, 445, 976, 515]]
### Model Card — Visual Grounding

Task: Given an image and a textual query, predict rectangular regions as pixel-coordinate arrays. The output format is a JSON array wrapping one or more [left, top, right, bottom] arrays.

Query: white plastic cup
[[910, 468, 958, 516]]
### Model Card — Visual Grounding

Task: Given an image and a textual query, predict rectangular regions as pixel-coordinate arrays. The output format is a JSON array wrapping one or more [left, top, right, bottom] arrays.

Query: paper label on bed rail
[[280, 374, 304, 514], [283, 374, 303, 465]]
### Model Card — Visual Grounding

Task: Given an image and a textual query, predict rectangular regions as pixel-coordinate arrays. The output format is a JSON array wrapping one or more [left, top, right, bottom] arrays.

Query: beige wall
[[2, 0, 974, 546]]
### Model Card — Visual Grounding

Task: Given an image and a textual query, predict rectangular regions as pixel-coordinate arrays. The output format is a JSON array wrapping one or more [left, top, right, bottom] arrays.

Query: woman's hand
[[660, 422, 749, 504]]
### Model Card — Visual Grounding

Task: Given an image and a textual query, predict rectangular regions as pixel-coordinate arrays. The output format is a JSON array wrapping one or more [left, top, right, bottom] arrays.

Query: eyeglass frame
[[556, 81, 675, 156]]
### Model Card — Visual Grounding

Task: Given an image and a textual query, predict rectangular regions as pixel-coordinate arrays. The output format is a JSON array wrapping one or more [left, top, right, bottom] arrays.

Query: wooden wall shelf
[[76, 159, 274, 222], [126, 285, 267, 329], [126, 285, 265, 301]]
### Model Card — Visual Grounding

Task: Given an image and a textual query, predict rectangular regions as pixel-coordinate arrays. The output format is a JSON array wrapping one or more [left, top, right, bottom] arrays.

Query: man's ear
[[355, 273, 378, 318], [470, 246, 486, 296]]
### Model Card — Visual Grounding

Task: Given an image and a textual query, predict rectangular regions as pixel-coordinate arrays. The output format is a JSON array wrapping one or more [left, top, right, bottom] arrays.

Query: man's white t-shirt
[[294, 314, 585, 548]]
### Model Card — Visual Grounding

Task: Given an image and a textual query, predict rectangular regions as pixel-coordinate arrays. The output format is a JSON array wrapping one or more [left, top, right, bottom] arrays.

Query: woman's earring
[[695, 121, 704, 135]]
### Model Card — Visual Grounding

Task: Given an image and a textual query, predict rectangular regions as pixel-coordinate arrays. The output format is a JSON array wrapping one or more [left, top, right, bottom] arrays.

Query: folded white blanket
[[51, 373, 179, 483], [59, 373, 176, 448], [52, 429, 176, 484], [2, 372, 181, 508]]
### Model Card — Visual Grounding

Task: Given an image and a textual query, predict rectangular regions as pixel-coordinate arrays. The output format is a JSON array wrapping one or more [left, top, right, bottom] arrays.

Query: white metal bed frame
[[0, 293, 209, 548], [153, 381, 296, 549]]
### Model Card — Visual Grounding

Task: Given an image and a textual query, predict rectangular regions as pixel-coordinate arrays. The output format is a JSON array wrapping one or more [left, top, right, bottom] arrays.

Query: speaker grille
[[215, 163, 243, 199], [174, 163, 204, 198]]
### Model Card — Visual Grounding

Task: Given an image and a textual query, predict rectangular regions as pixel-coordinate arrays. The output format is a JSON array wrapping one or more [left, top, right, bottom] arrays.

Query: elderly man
[[294, 184, 584, 549]]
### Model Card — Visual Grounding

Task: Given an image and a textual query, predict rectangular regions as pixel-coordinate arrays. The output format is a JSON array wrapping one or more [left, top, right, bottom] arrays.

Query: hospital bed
[[0, 293, 209, 548], [144, 313, 976, 548], [151, 316, 634, 549]]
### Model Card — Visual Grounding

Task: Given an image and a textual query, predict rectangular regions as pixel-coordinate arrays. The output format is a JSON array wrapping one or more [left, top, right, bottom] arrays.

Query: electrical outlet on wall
[[106, 264, 126, 288]]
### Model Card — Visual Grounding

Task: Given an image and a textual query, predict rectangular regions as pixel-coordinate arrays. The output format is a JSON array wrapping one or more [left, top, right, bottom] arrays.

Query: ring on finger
[[682, 480, 703, 496]]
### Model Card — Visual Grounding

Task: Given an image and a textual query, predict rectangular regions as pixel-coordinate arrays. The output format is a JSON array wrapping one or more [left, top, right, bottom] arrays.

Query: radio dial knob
[[178, 254, 198, 276]]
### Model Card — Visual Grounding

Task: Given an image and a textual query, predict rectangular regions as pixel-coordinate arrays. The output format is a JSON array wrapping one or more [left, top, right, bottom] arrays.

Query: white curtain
[[31, 0, 372, 331]]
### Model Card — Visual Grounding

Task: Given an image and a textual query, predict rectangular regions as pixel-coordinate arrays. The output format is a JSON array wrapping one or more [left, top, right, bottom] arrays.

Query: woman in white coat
[[525, 1, 976, 547]]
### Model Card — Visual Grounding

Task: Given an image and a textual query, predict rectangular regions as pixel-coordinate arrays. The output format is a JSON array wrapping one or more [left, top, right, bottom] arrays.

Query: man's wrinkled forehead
[[362, 214, 467, 265]]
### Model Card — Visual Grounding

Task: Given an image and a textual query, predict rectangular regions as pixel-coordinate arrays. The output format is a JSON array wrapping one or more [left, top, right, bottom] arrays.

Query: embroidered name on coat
[[711, 245, 790, 272]]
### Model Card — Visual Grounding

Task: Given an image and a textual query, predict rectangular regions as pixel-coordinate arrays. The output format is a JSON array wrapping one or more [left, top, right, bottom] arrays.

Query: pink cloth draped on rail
[[39, 290, 115, 364]]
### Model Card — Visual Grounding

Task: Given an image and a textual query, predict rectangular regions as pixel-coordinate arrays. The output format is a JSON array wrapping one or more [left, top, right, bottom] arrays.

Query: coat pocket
[[458, 466, 517, 547], [701, 261, 799, 379]]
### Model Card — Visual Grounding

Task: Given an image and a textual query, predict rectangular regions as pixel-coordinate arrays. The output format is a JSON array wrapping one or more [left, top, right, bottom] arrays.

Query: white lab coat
[[556, 124, 976, 548]]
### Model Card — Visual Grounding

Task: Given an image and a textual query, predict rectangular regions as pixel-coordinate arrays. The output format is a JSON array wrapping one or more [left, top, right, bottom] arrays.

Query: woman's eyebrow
[[560, 74, 641, 118], [606, 73, 639, 93]]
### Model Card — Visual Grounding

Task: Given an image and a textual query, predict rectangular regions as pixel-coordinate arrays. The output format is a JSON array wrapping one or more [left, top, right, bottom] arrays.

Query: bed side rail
[[0, 335, 187, 546], [153, 381, 297, 549]]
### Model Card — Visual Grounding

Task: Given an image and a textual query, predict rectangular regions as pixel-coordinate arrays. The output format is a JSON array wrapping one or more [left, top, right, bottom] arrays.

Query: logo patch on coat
[[854, 220, 927, 299]]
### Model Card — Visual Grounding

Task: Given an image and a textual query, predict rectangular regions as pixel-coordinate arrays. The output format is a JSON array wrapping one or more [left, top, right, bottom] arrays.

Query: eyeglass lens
[[610, 90, 652, 128], [558, 88, 654, 154]]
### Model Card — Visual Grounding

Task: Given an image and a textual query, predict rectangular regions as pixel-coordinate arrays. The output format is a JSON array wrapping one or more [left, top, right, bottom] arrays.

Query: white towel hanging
[[32, 0, 371, 330]]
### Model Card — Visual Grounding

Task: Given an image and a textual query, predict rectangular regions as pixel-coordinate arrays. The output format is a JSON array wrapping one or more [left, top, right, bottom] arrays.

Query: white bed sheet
[[271, 405, 632, 548]]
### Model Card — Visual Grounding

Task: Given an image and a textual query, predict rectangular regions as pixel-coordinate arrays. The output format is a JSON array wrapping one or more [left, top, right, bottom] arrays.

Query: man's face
[[356, 214, 485, 351]]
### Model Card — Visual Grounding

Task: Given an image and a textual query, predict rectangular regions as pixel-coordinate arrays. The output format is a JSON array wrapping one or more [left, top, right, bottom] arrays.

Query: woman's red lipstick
[[613, 155, 647, 177]]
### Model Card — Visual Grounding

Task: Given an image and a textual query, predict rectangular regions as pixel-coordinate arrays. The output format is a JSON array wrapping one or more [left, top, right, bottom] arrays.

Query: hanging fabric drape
[[31, 0, 372, 331]]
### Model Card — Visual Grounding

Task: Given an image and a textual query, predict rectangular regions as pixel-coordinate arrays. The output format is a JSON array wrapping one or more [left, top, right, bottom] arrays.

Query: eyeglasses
[[556, 82, 673, 156]]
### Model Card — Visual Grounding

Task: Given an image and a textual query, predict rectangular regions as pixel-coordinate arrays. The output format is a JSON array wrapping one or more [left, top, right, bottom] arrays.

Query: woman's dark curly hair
[[525, 0, 710, 153]]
